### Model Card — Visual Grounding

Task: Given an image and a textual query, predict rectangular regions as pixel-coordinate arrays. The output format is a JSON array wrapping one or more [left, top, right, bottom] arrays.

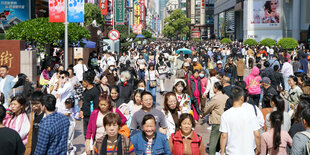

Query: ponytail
[[270, 111, 283, 150]]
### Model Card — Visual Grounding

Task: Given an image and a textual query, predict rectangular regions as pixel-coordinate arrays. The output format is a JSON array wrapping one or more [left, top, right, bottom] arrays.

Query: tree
[[259, 38, 276, 47], [142, 29, 152, 39], [277, 37, 298, 50], [220, 38, 232, 44], [244, 39, 257, 46], [84, 3, 104, 26], [162, 9, 190, 39], [5, 18, 91, 50]]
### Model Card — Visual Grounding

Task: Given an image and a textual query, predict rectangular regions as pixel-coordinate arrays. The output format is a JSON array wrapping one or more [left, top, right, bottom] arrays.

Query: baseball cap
[[260, 77, 271, 84], [184, 62, 190, 67], [193, 58, 198, 62], [217, 61, 222, 64]]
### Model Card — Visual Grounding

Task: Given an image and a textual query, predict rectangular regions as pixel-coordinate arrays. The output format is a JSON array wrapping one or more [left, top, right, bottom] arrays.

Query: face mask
[[120, 78, 125, 82], [199, 74, 205, 78], [138, 87, 145, 91], [110, 67, 114, 71]]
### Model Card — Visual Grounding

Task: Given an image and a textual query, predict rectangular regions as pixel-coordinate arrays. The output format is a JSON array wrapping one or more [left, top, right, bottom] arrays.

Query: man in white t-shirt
[[220, 86, 261, 155], [73, 58, 88, 82], [55, 71, 73, 113]]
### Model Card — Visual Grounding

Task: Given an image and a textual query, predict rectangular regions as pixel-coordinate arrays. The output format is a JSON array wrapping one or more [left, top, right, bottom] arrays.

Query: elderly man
[[101, 61, 119, 86]]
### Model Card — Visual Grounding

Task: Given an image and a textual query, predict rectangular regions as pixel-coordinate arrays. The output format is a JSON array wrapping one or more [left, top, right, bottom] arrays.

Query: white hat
[[184, 62, 190, 67], [193, 58, 198, 62], [174, 79, 187, 86], [107, 60, 115, 66], [217, 61, 222, 64]]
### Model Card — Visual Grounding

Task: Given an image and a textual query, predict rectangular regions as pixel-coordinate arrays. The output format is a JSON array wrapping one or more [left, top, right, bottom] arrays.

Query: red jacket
[[171, 130, 201, 155], [86, 108, 127, 141]]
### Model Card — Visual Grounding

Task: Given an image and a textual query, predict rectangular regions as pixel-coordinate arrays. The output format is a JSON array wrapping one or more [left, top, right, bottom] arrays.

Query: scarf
[[101, 134, 122, 155], [123, 81, 128, 87]]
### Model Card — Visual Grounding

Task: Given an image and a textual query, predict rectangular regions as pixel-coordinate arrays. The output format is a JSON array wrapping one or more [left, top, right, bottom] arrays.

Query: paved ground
[[73, 66, 253, 154]]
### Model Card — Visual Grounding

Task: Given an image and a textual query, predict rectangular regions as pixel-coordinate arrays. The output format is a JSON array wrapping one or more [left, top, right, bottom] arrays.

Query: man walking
[[0, 65, 16, 107], [35, 94, 70, 155]]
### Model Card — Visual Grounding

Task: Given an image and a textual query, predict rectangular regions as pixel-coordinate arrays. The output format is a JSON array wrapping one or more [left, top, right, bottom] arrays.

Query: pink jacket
[[86, 108, 127, 140], [245, 67, 262, 95]]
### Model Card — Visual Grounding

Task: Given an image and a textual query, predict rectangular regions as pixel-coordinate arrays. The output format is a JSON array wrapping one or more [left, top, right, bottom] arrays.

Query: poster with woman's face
[[248, 0, 280, 28]]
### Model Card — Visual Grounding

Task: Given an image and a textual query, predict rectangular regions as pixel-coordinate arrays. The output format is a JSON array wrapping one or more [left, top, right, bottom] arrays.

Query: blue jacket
[[130, 131, 171, 155], [0, 75, 15, 103]]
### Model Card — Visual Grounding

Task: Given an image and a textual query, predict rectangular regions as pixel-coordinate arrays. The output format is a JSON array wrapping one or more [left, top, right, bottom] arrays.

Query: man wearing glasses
[[55, 71, 73, 113]]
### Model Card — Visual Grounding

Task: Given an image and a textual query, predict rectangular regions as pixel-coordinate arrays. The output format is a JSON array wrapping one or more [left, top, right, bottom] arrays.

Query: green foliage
[[5, 18, 90, 50], [142, 29, 152, 39], [277, 37, 298, 50], [195, 38, 200, 42], [220, 38, 232, 44], [244, 39, 257, 46], [259, 38, 276, 47], [162, 9, 190, 39], [84, 3, 104, 26]]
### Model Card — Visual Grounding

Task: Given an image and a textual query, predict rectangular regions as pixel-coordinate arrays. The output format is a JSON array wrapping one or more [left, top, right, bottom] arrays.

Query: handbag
[[148, 70, 157, 88]]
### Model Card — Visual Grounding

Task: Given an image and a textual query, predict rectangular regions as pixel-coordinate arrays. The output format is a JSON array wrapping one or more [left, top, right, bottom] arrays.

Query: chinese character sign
[[140, 0, 145, 29], [104, 0, 113, 25], [68, 0, 84, 22], [0, 40, 23, 77], [49, 0, 65, 22], [0, 0, 30, 32], [115, 0, 124, 24], [99, 0, 108, 15], [134, 0, 140, 25], [0, 51, 13, 68]]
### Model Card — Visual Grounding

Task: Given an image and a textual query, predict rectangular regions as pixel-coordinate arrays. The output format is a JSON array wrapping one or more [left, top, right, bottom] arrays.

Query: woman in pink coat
[[245, 66, 262, 106]]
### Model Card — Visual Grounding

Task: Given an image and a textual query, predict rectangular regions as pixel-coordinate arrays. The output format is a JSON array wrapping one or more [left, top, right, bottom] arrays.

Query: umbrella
[[136, 34, 146, 38], [81, 39, 96, 48], [176, 48, 192, 54]]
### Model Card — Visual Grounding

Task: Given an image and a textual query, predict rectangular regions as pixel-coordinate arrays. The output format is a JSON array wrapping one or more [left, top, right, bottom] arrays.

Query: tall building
[[214, 0, 310, 42]]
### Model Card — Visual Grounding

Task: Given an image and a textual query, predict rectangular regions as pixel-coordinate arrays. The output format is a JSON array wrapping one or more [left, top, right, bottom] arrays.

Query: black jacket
[[270, 71, 285, 91]]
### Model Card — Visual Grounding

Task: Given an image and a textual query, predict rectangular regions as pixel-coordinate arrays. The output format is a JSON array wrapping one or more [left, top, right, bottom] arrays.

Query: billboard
[[0, 0, 30, 32], [104, 0, 113, 26], [99, 0, 108, 15], [134, 0, 140, 25], [140, 0, 145, 28], [248, 0, 281, 28], [68, 0, 84, 23], [116, 0, 125, 24], [49, 0, 65, 22]]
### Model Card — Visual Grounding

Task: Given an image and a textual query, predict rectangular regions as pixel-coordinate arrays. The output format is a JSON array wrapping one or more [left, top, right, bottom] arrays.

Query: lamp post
[[126, 7, 133, 35], [64, 0, 68, 69]]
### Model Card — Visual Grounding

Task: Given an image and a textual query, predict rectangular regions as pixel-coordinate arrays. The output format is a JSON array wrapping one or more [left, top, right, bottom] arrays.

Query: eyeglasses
[[61, 76, 65, 79]]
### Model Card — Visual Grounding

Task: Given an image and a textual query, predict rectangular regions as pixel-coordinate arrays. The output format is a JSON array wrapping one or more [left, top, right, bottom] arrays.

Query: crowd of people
[[0, 39, 310, 155]]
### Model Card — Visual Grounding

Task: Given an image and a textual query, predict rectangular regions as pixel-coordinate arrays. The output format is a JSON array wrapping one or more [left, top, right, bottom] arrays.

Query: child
[[173, 80, 192, 114], [64, 98, 76, 155]]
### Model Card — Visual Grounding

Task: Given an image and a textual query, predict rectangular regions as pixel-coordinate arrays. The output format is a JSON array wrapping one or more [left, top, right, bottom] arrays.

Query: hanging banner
[[132, 24, 137, 33], [104, 0, 113, 25], [115, 0, 125, 24], [134, 0, 140, 25], [137, 24, 142, 34], [140, 0, 145, 29], [99, 0, 108, 15], [68, 0, 84, 22], [0, 0, 30, 32], [49, 0, 65, 22]]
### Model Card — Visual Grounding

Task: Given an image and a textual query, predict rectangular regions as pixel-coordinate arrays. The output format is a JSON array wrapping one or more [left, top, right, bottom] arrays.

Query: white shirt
[[220, 106, 260, 155], [73, 64, 88, 81], [145, 70, 158, 81], [0, 77, 6, 93], [242, 103, 265, 128], [56, 82, 73, 112], [281, 62, 294, 77], [269, 48, 274, 55]]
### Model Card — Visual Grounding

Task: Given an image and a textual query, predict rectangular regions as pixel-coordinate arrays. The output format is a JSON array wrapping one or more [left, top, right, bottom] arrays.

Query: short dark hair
[[141, 91, 153, 100], [214, 82, 223, 91], [41, 94, 56, 111], [263, 61, 270, 67], [302, 107, 310, 127], [60, 71, 70, 77], [78, 58, 83, 61], [83, 70, 95, 84], [0, 104, 6, 123], [30, 91, 43, 104], [271, 95, 285, 113], [141, 114, 156, 126], [137, 79, 146, 87], [65, 98, 75, 108], [0, 65, 8, 70], [179, 113, 195, 128], [104, 113, 122, 127], [274, 65, 279, 71], [231, 86, 245, 102], [110, 85, 120, 94]]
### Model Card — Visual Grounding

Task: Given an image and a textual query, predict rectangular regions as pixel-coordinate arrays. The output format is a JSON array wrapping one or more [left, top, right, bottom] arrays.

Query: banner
[[49, 0, 65, 22], [132, 24, 137, 33], [99, 0, 108, 15], [248, 0, 281, 28], [68, 0, 84, 22], [0, 0, 30, 32], [140, 0, 145, 29], [104, 0, 113, 25], [137, 24, 142, 34], [115, 0, 125, 24], [134, 0, 140, 25]]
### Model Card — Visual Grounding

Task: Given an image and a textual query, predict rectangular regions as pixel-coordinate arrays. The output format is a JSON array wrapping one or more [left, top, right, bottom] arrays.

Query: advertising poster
[[134, 0, 140, 25], [49, 0, 65, 22], [99, 0, 108, 15], [248, 0, 281, 28], [140, 0, 145, 29], [218, 12, 225, 38], [132, 24, 137, 33], [104, 0, 113, 26], [137, 24, 142, 34], [0, 0, 30, 32], [115, 0, 124, 24], [68, 0, 84, 23]]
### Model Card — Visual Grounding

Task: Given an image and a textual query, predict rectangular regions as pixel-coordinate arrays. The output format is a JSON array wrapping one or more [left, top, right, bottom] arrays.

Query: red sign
[[133, 24, 138, 33], [49, 0, 65, 22], [99, 0, 108, 15], [104, 0, 113, 26], [108, 30, 120, 41], [140, 0, 145, 29]]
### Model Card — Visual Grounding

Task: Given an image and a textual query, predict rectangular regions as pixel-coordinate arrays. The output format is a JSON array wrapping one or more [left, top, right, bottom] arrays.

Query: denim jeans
[[138, 69, 145, 80], [147, 81, 157, 107]]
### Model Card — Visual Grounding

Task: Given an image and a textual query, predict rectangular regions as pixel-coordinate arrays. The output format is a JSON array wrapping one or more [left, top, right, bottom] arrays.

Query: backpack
[[171, 133, 202, 147], [300, 131, 310, 155]]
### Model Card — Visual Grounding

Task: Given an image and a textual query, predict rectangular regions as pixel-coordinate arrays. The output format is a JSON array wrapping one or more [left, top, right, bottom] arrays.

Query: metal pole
[[65, 0, 69, 70], [113, 0, 115, 30]]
